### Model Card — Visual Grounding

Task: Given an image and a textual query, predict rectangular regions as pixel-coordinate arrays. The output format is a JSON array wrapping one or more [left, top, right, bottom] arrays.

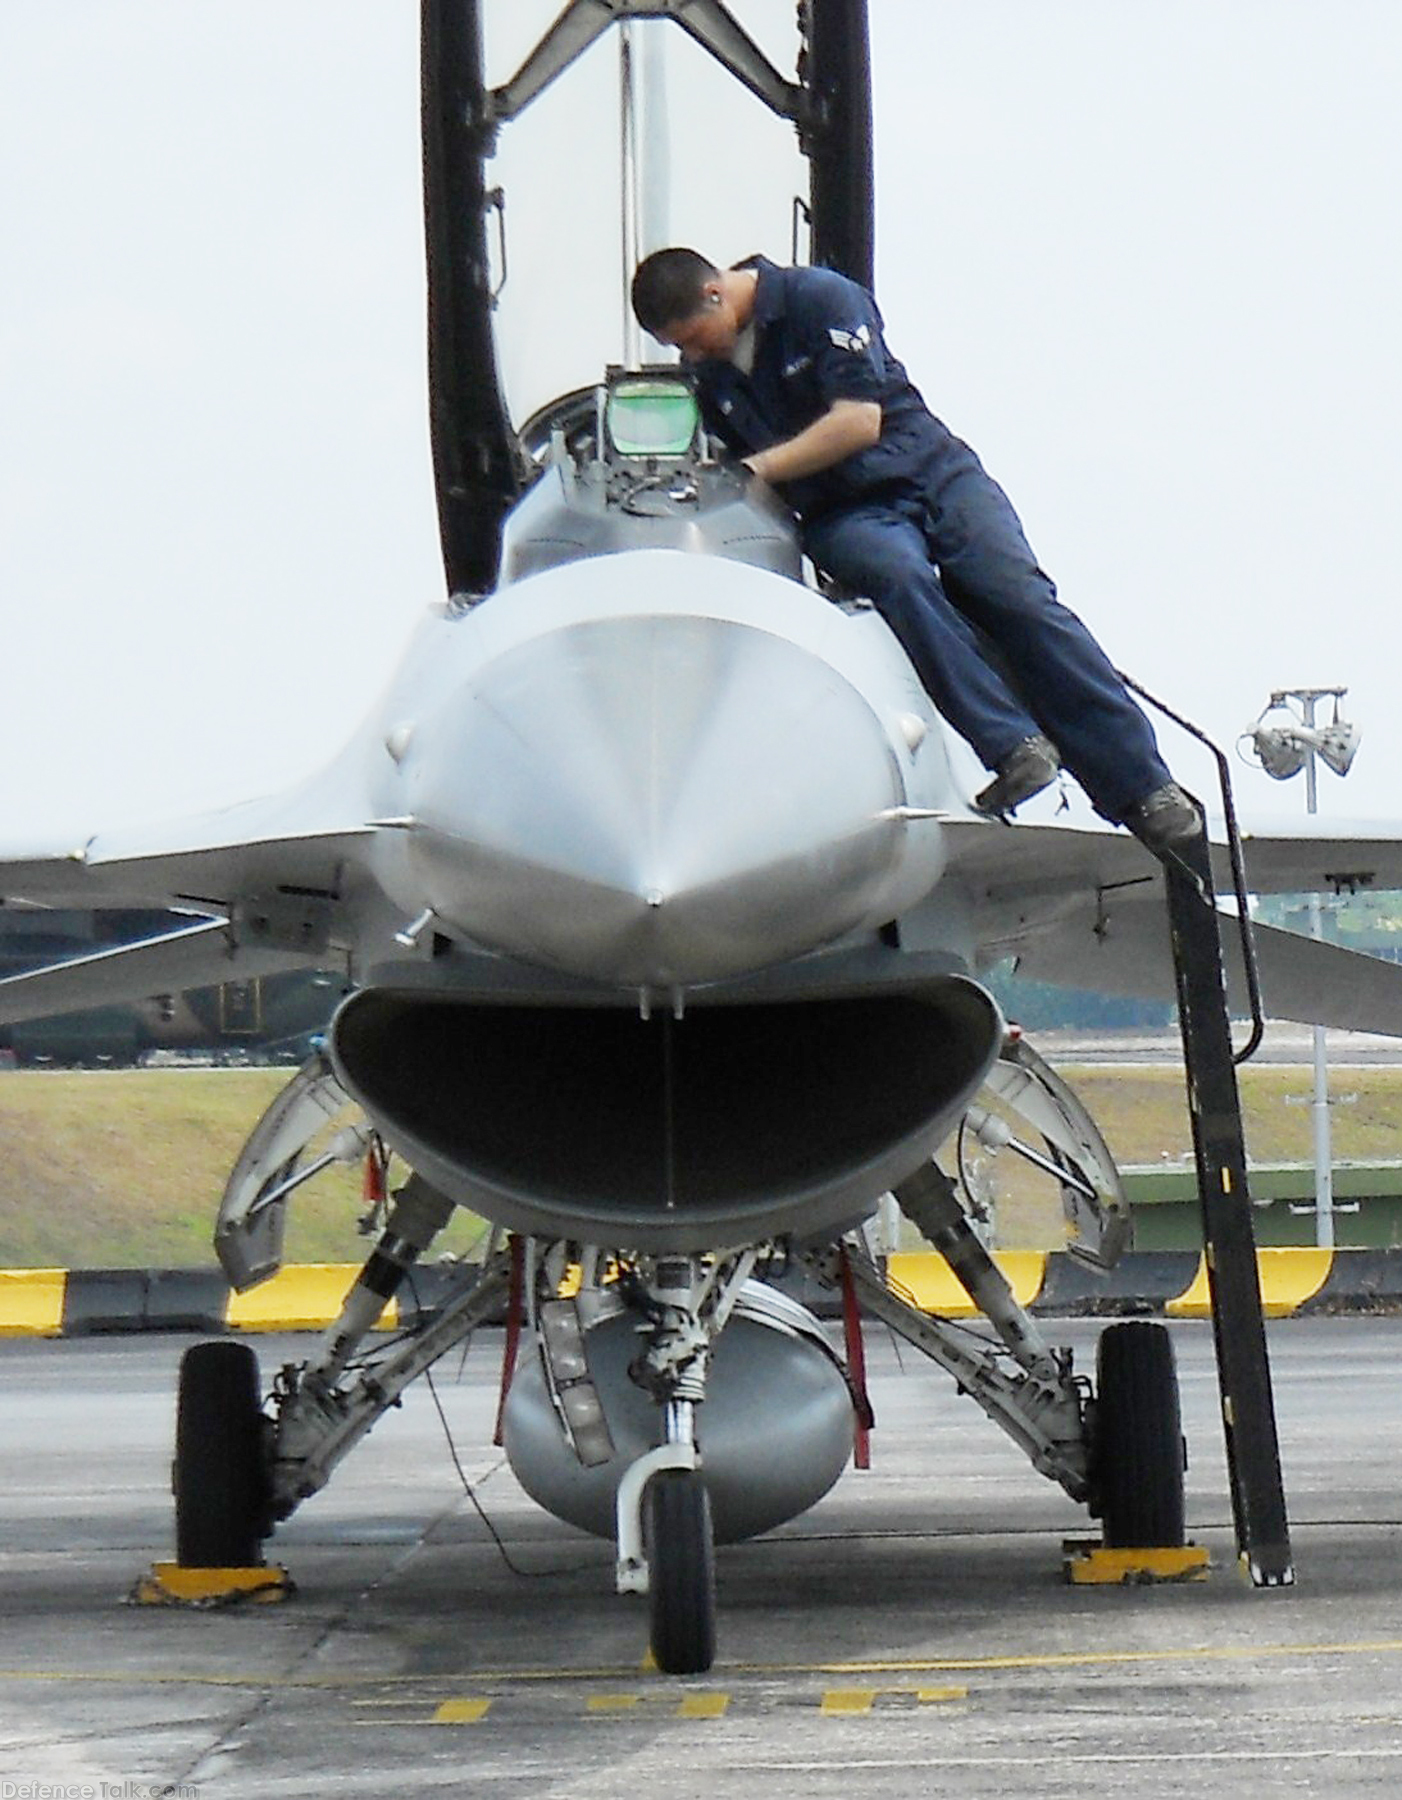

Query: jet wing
[[0, 798, 375, 913], [0, 918, 322, 1029], [1227, 817, 1402, 896], [1007, 896, 1402, 1037], [0, 786, 374, 1025], [945, 814, 1402, 1037], [945, 813, 1402, 909]]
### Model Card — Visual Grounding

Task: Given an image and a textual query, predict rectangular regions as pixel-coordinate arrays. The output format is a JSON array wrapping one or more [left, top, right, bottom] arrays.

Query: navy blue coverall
[[693, 257, 1172, 822]]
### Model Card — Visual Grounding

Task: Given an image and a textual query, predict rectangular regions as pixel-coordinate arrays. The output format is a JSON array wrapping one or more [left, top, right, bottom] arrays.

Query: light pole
[[1242, 688, 1360, 1248]]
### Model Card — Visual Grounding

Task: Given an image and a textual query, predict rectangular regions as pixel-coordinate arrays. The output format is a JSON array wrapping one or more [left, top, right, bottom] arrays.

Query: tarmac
[[2, 1319, 1402, 1798]]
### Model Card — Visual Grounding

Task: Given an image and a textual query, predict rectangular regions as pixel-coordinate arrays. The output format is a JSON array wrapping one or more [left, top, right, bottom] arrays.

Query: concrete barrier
[[1300, 1249, 1402, 1315], [2, 1249, 1401, 1337], [1032, 1250, 1201, 1317]]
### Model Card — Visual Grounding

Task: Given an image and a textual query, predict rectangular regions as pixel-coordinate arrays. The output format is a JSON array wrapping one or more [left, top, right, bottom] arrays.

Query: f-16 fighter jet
[[5, 2, 1402, 1674]]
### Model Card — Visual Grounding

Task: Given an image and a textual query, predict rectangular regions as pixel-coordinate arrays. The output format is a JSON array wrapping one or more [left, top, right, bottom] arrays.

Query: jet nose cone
[[407, 614, 917, 985]]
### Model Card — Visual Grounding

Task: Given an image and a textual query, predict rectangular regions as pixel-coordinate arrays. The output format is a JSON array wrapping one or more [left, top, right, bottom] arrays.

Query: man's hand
[[741, 399, 881, 486]]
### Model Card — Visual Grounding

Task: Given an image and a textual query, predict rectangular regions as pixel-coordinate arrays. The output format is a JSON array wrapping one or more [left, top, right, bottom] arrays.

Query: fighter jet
[[6, 1, 1402, 1675]]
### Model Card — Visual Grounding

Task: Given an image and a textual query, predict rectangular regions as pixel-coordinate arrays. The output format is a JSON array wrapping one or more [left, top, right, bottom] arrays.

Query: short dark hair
[[631, 247, 719, 333]]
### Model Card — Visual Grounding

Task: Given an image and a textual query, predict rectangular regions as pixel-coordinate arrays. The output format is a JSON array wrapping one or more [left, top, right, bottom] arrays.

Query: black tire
[[645, 1469, 717, 1676], [1091, 1321, 1186, 1548], [174, 1341, 270, 1567]]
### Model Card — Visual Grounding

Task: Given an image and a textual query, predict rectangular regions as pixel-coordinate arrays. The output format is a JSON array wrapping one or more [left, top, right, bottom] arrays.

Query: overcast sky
[[3, 2, 1401, 843]]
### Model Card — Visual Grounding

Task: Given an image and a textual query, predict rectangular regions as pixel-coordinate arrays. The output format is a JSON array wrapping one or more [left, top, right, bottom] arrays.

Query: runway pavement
[[1, 1319, 1401, 1798]]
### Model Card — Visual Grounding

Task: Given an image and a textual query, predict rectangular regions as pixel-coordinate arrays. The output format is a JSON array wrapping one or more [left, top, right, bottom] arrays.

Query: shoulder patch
[[827, 323, 873, 354]]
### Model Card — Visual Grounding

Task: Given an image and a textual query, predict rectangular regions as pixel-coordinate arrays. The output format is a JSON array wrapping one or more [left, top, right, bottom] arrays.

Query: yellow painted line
[[822, 1689, 876, 1715], [678, 1692, 730, 1719], [887, 1251, 1046, 1315], [11, 1636, 1402, 1694], [1167, 1249, 1334, 1319], [225, 1264, 396, 1332], [431, 1698, 491, 1724], [917, 1686, 968, 1703], [0, 1268, 66, 1337]]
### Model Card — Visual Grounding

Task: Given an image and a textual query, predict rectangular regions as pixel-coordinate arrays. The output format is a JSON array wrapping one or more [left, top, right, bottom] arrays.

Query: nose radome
[[403, 613, 911, 987]]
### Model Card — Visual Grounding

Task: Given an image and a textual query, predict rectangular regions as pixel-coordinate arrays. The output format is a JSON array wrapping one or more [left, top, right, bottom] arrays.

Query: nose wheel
[[645, 1467, 717, 1675]]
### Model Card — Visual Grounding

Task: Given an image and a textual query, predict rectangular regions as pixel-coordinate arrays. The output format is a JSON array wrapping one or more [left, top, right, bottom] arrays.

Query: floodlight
[[1242, 695, 1359, 782], [1303, 720, 1360, 778], [1248, 725, 1310, 781]]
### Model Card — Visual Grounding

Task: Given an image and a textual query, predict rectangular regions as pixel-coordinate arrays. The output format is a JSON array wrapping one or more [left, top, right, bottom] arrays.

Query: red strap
[[839, 1245, 874, 1469], [492, 1235, 526, 1448], [362, 1136, 387, 1207]]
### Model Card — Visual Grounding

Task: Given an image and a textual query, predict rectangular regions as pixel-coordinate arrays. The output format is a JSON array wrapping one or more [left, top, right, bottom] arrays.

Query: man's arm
[[741, 398, 881, 485]]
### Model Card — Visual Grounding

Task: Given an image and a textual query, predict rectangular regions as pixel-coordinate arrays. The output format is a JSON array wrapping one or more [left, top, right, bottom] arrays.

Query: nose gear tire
[[645, 1469, 717, 1675]]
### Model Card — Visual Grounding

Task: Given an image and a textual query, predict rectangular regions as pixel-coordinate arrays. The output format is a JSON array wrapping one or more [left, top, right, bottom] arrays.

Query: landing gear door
[[971, 1035, 1132, 1271]]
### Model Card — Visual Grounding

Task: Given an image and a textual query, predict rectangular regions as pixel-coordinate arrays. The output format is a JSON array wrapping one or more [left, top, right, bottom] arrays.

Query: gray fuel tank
[[502, 1282, 855, 1544]]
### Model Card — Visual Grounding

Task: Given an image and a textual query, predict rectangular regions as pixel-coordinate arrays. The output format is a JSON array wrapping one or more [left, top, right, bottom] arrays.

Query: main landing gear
[[1091, 1321, 1186, 1550], [173, 1341, 270, 1568], [804, 1168, 1190, 1562]]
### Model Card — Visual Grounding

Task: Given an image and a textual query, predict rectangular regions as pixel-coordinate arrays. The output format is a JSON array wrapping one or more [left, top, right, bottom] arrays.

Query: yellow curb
[[887, 1251, 1046, 1316], [1166, 1248, 1334, 1319], [0, 1268, 67, 1337], [225, 1264, 396, 1332]]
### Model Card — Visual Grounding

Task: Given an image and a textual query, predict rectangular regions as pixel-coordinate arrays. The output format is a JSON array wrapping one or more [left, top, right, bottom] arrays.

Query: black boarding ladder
[[1127, 677, 1294, 1588]]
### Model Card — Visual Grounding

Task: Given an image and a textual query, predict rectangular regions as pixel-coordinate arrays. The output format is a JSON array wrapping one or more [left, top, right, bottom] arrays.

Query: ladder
[[1154, 783, 1294, 1587]]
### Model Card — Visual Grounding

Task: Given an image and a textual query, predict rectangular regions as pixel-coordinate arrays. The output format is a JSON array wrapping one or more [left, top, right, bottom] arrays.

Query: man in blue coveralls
[[631, 248, 1200, 849]]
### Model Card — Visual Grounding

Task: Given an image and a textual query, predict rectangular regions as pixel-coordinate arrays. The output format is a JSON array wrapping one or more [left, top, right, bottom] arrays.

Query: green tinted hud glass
[[606, 379, 699, 458]]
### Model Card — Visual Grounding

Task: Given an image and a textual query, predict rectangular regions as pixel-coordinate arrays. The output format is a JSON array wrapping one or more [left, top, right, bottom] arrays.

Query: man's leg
[[922, 444, 1178, 823], [804, 504, 1043, 771]]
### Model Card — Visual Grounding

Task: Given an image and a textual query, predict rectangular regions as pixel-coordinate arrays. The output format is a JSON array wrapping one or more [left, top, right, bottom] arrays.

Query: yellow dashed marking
[[12, 1634, 1402, 1710], [821, 1684, 968, 1716], [431, 1698, 492, 1725], [586, 1689, 729, 1721], [822, 1689, 877, 1715], [677, 1692, 730, 1719]]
